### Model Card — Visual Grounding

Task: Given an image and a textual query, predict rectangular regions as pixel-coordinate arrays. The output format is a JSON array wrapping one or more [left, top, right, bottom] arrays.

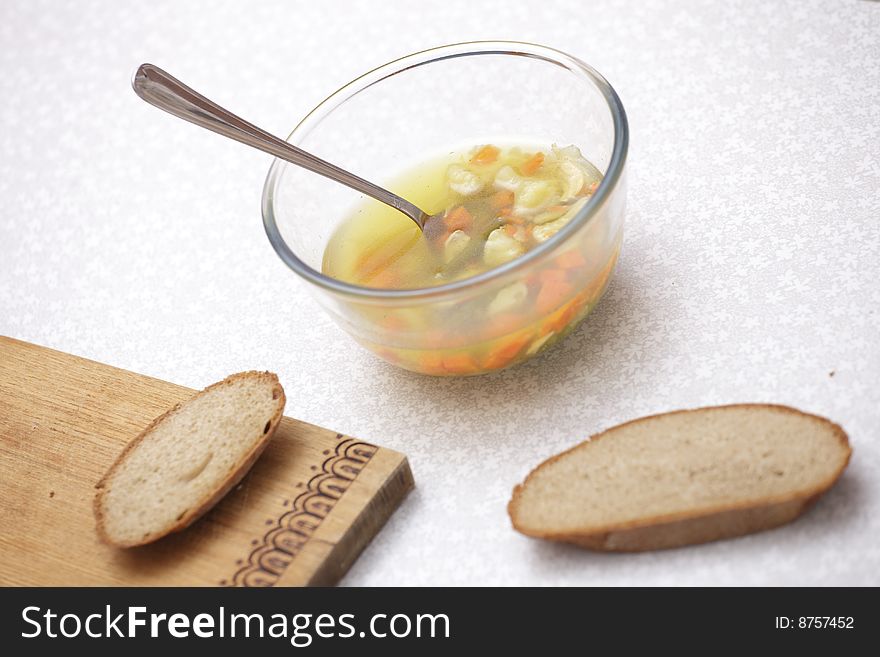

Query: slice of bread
[[508, 404, 851, 551], [95, 371, 286, 547]]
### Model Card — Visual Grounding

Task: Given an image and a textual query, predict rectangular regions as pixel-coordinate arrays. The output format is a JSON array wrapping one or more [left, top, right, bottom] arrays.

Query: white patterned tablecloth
[[1, 0, 878, 585]]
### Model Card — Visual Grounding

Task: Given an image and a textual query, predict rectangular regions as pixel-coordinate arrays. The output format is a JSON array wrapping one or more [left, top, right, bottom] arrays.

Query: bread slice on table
[[508, 404, 851, 551], [95, 371, 286, 548]]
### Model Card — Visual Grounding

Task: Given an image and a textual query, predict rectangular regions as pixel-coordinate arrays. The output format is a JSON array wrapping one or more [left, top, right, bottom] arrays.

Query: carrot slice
[[556, 250, 587, 270], [490, 189, 514, 211], [551, 293, 588, 332], [418, 352, 447, 375], [521, 152, 545, 176], [444, 205, 474, 232], [540, 254, 620, 335], [370, 269, 401, 289], [442, 352, 480, 374], [535, 269, 573, 315], [482, 334, 531, 370], [484, 312, 525, 339], [355, 229, 419, 281], [470, 144, 500, 166]]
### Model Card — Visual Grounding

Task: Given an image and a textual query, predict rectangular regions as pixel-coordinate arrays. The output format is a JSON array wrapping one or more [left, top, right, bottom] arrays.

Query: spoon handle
[[132, 64, 427, 227]]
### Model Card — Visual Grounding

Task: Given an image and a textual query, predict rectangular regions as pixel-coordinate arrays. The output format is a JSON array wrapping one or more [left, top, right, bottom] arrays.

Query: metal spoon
[[132, 63, 432, 229]]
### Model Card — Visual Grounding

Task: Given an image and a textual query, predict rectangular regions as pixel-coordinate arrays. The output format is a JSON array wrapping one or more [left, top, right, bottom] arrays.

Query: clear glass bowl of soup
[[263, 41, 628, 376]]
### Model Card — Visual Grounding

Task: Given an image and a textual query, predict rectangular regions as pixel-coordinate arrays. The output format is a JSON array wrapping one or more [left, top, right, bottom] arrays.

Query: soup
[[323, 143, 602, 288], [321, 143, 619, 375]]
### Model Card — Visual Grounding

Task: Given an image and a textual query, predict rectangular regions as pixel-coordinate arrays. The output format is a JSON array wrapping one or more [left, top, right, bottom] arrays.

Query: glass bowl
[[263, 41, 628, 376]]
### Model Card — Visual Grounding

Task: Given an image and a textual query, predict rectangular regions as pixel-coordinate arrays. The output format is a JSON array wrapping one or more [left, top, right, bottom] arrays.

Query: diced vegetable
[[532, 197, 587, 242], [482, 334, 531, 370], [484, 227, 525, 267], [556, 249, 587, 269], [494, 165, 521, 192], [553, 144, 586, 162], [470, 144, 500, 166], [560, 160, 586, 199], [490, 189, 515, 211], [444, 206, 474, 232], [441, 353, 480, 374], [535, 269, 573, 315], [553, 144, 603, 196], [521, 152, 545, 176], [444, 230, 471, 263], [513, 179, 558, 215], [447, 164, 483, 196], [418, 352, 447, 375], [526, 331, 555, 355], [370, 269, 401, 288], [488, 282, 528, 315], [484, 312, 526, 339], [354, 229, 420, 279]]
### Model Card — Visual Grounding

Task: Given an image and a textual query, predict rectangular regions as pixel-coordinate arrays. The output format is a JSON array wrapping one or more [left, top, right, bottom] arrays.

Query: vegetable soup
[[321, 143, 619, 375]]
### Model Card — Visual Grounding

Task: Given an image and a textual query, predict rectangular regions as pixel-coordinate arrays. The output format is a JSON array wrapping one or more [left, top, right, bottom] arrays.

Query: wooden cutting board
[[0, 336, 413, 586]]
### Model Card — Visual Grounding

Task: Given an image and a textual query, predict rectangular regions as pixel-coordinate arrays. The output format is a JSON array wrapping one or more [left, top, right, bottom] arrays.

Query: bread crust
[[94, 371, 286, 548], [508, 403, 851, 551]]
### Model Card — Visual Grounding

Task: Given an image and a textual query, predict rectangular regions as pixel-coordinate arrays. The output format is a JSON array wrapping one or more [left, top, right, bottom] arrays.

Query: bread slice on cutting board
[[94, 371, 286, 547], [508, 404, 851, 551]]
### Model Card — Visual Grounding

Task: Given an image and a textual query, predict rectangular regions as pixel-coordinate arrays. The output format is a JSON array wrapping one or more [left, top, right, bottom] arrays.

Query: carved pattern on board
[[224, 436, 377, 587]]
